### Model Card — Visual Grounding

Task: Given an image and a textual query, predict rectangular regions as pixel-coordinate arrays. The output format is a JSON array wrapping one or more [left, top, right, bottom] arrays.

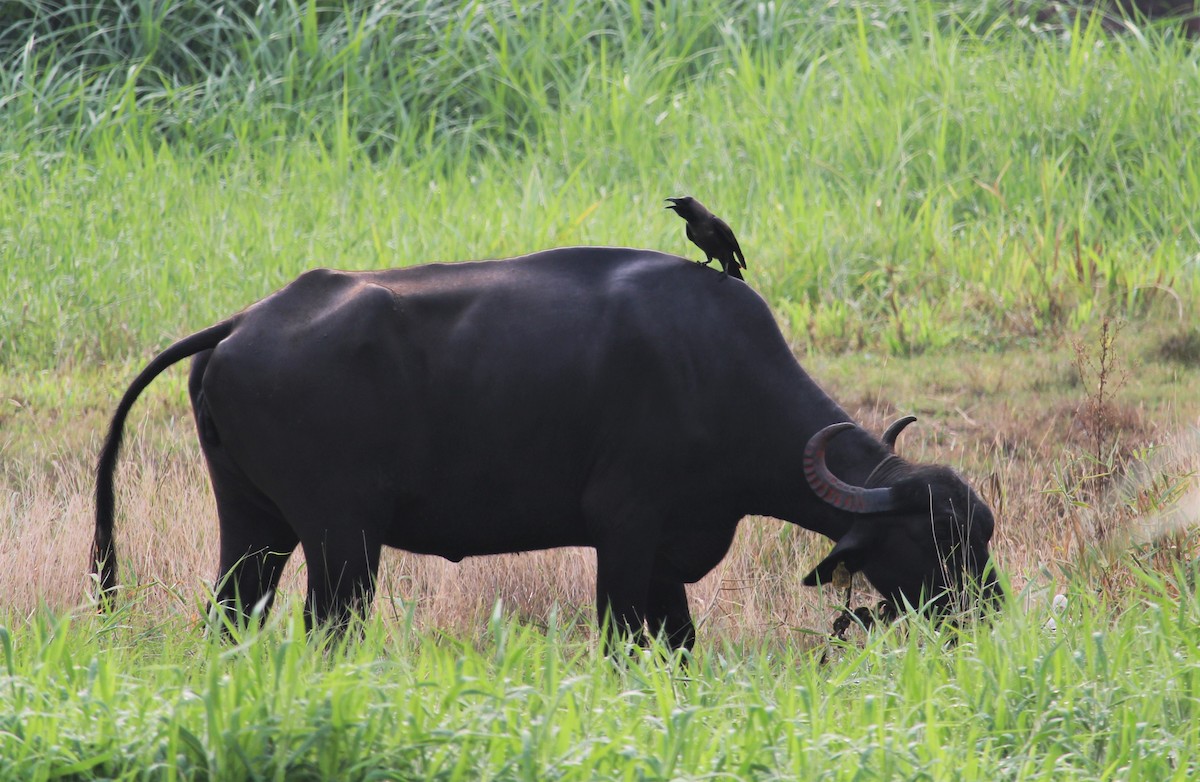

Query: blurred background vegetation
[[4, 1, 1200, 366]]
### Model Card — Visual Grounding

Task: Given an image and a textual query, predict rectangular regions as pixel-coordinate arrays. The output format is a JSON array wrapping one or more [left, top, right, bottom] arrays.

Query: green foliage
[[3, 0, 1200, 366], [3, 574, 1200, 780]]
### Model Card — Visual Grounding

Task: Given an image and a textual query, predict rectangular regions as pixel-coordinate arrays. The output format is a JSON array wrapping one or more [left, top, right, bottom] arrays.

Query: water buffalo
[[95, 247, 1000, 651]]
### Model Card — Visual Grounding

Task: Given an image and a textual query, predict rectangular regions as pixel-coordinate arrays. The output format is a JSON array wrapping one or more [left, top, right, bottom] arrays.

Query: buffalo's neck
[[738, 374, 894, 543]]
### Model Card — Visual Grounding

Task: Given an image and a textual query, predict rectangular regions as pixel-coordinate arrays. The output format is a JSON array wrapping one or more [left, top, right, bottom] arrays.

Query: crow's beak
[[664, 198, 680, 209]]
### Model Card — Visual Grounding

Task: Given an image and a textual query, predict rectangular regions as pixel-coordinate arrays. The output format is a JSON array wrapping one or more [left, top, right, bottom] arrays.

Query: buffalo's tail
[[94, 320, 235, 608]]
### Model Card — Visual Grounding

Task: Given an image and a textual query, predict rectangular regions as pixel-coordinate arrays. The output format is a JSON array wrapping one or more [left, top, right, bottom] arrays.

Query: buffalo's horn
[[803, 422, 899, 514], [881, 415, 918, 451]]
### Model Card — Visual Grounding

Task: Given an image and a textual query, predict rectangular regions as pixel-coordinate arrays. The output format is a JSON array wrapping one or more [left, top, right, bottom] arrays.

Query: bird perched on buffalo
[[665, 196, 747, 280]]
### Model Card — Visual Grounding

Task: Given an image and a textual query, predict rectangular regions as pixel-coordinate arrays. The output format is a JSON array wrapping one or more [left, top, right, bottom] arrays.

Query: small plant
[[1071, 316, 1128, 475], [1042, 317, 1133, 563]]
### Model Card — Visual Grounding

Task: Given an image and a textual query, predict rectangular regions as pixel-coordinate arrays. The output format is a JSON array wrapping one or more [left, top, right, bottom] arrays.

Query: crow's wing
[[715, 219, 746, 268], [685, 224, 712, 259]]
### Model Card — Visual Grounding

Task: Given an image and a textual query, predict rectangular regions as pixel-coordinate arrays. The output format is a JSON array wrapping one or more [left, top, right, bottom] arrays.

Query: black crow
[[664, 196, 746, 280]]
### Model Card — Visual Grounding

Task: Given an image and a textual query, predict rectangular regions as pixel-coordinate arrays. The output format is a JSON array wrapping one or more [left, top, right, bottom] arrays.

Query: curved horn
[[803, 422, 899, 514], [881, 415, 918, 451]]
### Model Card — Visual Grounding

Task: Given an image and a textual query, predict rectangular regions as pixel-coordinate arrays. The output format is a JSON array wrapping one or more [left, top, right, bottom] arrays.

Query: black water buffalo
[[95, 247, 1000, 651]]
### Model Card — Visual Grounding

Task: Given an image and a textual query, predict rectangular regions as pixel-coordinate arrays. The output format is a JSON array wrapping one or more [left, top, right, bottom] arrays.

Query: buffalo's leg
[[206, 462, 299, 627], [594, 539, 656, 656], [583, 478, 663, 655], [645, 578, 695, 653], [208, 462, 298, 623], [192, 350, 298, 627], [299, 528, 383, 632]]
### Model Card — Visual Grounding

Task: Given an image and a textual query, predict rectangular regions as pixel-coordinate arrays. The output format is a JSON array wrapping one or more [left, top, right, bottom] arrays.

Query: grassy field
[[3, 0, 1200, 779], [4, 583, 1200, 781], [5, 0, 1200, 363]]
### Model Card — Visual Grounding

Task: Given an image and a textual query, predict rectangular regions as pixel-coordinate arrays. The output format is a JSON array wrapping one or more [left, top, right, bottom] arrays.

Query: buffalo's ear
[[802, 526, 876, 587]]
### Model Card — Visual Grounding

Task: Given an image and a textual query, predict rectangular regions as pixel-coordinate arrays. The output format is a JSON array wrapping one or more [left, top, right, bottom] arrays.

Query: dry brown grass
[[3, 326, 1198, 641], [0, 432, 848, 641]]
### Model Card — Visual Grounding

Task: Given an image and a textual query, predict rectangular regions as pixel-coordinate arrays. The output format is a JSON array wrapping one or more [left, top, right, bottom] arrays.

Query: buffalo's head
[[802, 419, 1002, 617]]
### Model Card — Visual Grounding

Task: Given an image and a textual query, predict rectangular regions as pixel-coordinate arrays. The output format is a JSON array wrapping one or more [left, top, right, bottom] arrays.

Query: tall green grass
[[3, 570, 1199, 780], [0, 1, 1017, 155], [5, 1, 1200, 367]]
